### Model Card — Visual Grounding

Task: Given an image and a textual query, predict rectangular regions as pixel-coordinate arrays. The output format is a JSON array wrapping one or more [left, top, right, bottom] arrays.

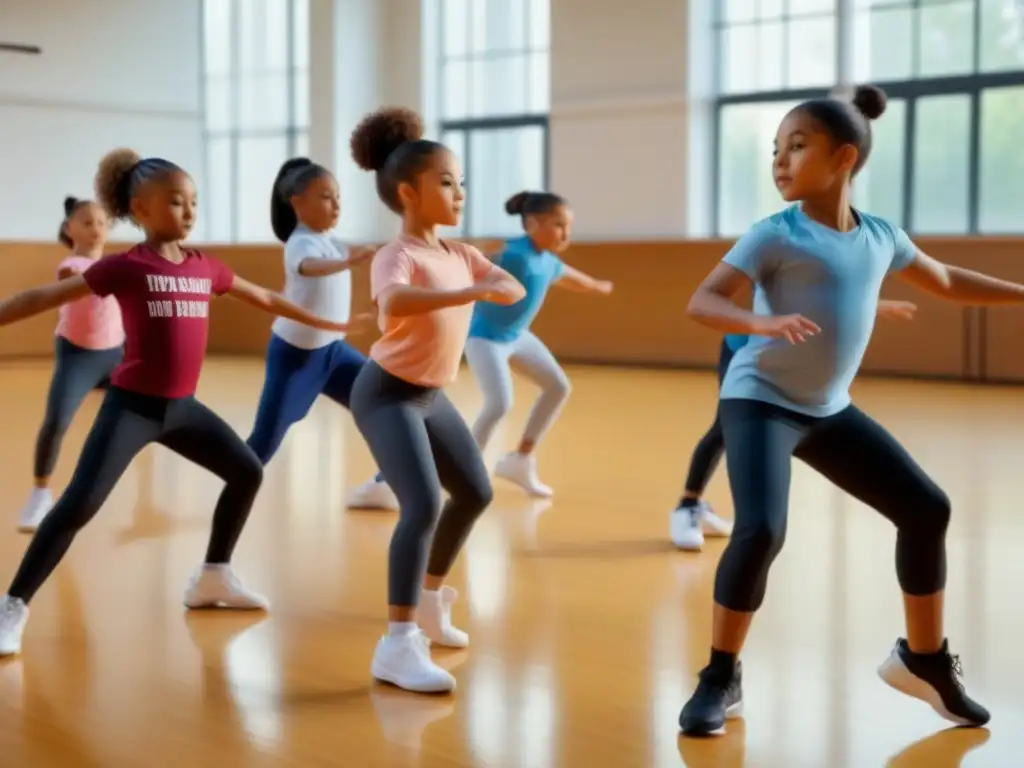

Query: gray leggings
[[35, 336, 123, 478], [350, 361, 493, 606]]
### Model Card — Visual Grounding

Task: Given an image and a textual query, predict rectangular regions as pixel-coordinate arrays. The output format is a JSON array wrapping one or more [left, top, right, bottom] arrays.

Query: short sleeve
[[889, 225, 918, 273], [464, 245, 497, 281], [206, 255, 235, 295], [721, 220, 778, 281], [370, 244, 413, 300], [81, 254, 127, 297], [549, 254, 566, 281], [283, 234, 323, 275]]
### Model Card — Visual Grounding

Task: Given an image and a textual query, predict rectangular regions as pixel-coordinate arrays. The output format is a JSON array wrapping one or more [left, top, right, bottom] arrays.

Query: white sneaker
[[0, 596, 29, 656], [17, 488, 53, 533], [183, 565, 269, 610], [494, 452, 553, 498], [670, 505, 705, 551], [371, 631, 456, 693], [696, 500, 732, 538], [418, 586, 469, 648], [348, 478, 400, 510]]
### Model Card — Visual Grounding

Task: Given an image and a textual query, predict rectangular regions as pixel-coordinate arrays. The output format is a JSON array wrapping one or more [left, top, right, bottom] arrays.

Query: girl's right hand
[[753, 314, 821, 344]]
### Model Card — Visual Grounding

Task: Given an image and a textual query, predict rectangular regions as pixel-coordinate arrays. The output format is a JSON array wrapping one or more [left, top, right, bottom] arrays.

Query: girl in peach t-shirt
[[348, 107, 525, 696], [17, 197, 125, 533]]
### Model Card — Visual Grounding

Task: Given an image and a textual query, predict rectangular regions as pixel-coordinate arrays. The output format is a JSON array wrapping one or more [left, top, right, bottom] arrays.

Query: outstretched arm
[[0, 276, 94, 327], [298, 243, 377, 277], [555, 264, 613, 294], [898, 250, 1024, 304], [227, 275, 368, 332]]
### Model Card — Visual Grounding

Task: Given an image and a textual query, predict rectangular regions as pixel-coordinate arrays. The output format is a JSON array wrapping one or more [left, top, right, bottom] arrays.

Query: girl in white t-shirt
[[245, 158, 374, 464]]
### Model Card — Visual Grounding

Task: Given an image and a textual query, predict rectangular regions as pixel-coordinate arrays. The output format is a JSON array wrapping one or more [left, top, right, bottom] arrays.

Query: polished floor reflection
[[0, 358, 1020, 767]]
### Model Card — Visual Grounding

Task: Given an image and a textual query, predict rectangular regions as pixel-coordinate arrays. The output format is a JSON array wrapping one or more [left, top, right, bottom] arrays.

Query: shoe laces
[[946, 652, 965, 690]]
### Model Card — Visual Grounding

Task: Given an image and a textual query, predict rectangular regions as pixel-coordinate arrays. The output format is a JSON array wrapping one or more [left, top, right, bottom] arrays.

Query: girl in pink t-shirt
[[17, 197, 126, 533], [348, 107, 525, 695]]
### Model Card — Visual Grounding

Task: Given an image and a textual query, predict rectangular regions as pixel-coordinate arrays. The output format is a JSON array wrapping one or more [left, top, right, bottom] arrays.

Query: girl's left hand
[[346, 246, 377, 267], [878, 300, 917, 321]]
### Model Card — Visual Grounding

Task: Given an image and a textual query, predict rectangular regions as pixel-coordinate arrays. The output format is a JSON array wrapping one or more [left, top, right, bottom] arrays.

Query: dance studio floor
[[0, 357, 1021, 767]]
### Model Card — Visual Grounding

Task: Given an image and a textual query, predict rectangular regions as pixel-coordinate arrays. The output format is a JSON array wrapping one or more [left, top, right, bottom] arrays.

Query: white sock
[[203, 563, 229, 573], [388, 621, 417, 637]]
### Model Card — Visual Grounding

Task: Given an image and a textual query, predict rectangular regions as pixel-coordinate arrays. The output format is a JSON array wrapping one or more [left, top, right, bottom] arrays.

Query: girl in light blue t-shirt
[[678, 83, 1024, 739], [671, 298, 917, 552]]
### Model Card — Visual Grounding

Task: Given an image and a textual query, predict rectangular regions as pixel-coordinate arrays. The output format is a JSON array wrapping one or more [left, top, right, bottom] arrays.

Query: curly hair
[[350, 107, 446, 214], [94, 147, 184, 222]]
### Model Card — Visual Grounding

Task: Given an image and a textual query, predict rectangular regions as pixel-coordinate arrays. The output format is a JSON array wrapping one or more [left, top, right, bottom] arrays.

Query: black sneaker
[[877, 638, 990, 727], [678, 661, 743, 737]]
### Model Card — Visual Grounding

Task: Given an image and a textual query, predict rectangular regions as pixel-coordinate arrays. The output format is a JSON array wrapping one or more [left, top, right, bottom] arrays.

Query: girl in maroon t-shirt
[[0, 148, 359, 657]]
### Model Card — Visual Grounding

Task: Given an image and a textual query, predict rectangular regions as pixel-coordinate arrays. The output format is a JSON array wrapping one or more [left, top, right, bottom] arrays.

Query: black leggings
[[350, 361, 493, 607], [34, 337, 123, 479], [683, 339, 735, 495], [714, 398, 950, 612], [9, 387, 264, 603]]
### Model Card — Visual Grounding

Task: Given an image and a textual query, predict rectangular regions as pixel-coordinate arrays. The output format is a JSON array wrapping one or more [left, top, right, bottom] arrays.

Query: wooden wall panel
[[1, 237, 1022, 383]]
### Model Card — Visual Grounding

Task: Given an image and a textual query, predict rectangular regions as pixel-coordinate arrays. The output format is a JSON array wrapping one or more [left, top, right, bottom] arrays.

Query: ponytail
[[95, 148, 182, 222], [270, 157, 332, 242]]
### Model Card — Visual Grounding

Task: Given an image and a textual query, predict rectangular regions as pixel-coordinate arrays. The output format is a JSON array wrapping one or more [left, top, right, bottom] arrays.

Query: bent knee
[[899, 485, 951, 536], [480, 395, 513, 422], [459, 475, 494, 512], [732, 520, 786, 560], [232, 448, 265, 489], [548, 375, 571, 402]]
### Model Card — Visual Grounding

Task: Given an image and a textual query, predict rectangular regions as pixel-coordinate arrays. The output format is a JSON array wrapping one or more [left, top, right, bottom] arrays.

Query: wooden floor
[[0, 359, 1021, 767]]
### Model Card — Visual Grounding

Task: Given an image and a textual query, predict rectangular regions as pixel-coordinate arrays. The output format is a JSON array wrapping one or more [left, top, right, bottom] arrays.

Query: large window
[[202, 0, 309, 242], [434, 0, 550, 237], [713, 0, 1024, 236]]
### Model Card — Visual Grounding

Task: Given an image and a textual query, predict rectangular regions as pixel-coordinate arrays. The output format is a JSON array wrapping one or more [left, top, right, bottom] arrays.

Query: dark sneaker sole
[[680, 699, 744, 737], [877, 651, 986, 727]]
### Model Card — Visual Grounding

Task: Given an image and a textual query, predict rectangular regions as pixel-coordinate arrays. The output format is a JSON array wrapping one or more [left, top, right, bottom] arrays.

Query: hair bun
[[63, 196, 79, 217], [350, 107, 425, 172], [852, 84, 887, 121], [505, 191, 531, 216]]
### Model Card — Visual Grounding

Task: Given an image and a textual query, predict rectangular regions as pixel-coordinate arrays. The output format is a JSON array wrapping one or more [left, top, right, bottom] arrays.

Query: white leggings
[[463, 331, 571, 452]]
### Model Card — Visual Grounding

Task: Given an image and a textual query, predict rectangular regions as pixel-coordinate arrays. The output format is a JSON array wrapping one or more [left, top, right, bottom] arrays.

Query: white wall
[[308, 0, 713, 242], [308, 0, 422, 243], [0, 0, 203, 241], [549, 0, 710, 239]]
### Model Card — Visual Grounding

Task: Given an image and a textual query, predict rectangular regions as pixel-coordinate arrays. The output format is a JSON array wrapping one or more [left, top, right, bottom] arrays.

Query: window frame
[[200, 0, 309, 242], [710, 0, 1024, 235], [436, 0, 551, 238]]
